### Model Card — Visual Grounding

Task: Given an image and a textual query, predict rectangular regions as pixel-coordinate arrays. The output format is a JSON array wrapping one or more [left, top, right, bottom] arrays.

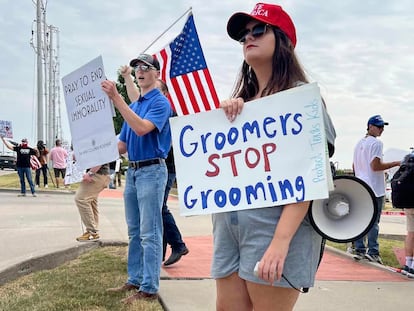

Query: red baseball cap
[[227, 3, 297, 48]]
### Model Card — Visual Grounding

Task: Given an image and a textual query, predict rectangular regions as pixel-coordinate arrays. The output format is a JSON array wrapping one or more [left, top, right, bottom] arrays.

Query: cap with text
[[227, 3, 297, 47], [129, 54, 160, 70], [367, 115, 389, 127]]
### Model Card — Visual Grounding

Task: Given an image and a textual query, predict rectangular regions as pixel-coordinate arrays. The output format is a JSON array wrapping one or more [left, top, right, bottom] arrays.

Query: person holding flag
[[120, 65, 190, 266], [102, 54, 172, 304]]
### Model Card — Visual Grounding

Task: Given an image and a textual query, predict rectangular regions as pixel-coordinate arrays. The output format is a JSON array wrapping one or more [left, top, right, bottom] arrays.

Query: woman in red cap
[[212, 3, 336, 310]]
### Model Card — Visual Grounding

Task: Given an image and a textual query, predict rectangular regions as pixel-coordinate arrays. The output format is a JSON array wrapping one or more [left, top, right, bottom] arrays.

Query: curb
[[0, 240, 127, 286], [382, 210, 406, 216], [0, 187, 76, 195], [324, 245, 406, 277]]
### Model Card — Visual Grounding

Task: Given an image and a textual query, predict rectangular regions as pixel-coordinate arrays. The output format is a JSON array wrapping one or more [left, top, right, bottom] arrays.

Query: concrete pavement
[[0, 186, 413, 310]]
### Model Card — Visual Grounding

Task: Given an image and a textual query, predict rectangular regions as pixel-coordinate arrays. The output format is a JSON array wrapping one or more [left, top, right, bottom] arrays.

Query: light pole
[[35, 0, 44, 141]]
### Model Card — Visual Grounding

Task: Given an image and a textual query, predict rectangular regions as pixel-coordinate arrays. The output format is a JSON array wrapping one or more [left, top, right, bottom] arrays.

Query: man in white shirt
[[352, 115, 400, 264]]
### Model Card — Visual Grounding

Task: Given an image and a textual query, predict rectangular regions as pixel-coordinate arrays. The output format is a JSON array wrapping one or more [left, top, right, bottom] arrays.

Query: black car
[[0, 155, 17, 170]]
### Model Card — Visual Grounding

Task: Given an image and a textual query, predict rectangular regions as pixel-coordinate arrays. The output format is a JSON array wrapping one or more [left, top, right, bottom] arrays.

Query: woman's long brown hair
[[232, 27, 308, 101]]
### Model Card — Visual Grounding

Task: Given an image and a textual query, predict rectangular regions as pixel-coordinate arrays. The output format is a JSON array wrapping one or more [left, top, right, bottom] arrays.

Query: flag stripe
[[171, 77, 190, 115], [191, 71, 210, 111], [182, 74, 200, 113], [203, 69, 220, 109]]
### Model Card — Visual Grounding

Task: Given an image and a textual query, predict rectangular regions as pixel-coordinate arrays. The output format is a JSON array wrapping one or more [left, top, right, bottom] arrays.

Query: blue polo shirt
[[119, 88, 172, 161]]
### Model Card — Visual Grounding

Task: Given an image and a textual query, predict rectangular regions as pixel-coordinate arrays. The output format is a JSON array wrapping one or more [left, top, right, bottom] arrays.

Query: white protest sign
[[0, 120, 13, 139], [61, 56, 118, 170], [64, 159, 85, 185], [170, 83, 329, 216]]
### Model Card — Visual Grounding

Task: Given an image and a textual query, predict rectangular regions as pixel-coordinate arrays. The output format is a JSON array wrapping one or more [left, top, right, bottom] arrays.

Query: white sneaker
[[45, 185, 48, 188], [346, 246, 355, 254]]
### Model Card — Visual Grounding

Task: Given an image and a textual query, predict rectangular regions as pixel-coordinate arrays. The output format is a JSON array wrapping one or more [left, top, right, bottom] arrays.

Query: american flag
[[154, 13, 220, 116]]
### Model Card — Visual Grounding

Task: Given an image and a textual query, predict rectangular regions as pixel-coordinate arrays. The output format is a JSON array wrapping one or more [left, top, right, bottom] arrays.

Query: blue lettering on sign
[[183, 175, 305, 210]]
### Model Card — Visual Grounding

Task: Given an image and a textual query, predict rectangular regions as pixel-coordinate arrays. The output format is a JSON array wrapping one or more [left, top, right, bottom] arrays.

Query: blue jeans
[[17, 167, 35, 194], [124, 162, 167, 294], [162, 172, 186, 257], [355, 196, 384, 256]]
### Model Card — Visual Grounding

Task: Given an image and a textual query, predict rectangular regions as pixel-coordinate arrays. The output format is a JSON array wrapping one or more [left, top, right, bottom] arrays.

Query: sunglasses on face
[[237, 24, 269, 44], [134, 64, 155, 72]]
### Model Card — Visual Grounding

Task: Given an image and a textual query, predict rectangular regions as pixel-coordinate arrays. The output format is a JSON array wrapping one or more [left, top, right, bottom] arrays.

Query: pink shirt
[[49, 146, 68, 169]]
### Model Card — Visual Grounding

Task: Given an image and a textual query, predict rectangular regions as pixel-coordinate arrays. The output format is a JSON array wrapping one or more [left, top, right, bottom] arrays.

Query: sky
[[0, 0, 413, 169]]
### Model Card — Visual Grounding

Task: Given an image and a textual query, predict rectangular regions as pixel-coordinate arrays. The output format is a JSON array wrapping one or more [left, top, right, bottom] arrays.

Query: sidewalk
[[0, 187, 412, 310]]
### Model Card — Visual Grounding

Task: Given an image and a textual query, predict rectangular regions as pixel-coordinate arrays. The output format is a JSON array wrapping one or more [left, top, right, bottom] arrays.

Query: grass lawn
[[0, 170, 125, 191], [0, 246, 164, 311]]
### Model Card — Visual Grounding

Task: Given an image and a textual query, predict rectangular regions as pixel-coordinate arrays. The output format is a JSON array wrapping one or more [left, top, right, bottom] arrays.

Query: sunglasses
[[134, 64, 156, 72], [237, 24, 270, 44]]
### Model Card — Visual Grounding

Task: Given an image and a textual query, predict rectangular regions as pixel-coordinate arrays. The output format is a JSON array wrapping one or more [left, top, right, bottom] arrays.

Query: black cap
[[129, 54, 160, 70]]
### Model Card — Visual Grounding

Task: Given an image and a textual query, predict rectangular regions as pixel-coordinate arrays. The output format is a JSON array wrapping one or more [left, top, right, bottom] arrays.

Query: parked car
[[0, 155, 17, 170]]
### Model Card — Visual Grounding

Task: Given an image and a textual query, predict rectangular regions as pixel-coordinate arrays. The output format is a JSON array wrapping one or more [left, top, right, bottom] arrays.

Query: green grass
[[327, 238, 405, 267], [0, 171, 25, 188], [0, 246, 164, 311], [0, 170, 80, 190], [0, 171, 124, 191]]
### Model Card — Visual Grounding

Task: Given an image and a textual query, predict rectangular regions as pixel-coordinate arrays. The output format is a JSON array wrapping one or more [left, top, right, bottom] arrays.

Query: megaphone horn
[[308, 175, 379, 243]]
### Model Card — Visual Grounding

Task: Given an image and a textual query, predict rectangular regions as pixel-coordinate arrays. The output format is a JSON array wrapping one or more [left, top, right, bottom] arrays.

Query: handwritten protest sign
[[170, 83, 329, 216], [0, 120, 13, 139], [61, 56, 118, 170]]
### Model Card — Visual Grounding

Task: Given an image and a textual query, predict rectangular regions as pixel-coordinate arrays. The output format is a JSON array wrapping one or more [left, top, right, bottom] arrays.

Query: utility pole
[[48, 25, 54, 148], [31, 1, 63, 147], [36, 0, 44, 141]]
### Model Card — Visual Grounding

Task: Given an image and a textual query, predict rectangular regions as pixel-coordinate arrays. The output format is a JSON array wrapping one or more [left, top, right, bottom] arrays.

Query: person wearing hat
[[215, 3, 336, 310], [119, 72, 190, 266], [102, 54, 172, 304], [0, 136, 38, 196], [35, 140, 49, 188], [352, 115, 401, 263]]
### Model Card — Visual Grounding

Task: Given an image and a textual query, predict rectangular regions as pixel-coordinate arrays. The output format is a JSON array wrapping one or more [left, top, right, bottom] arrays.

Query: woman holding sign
[[212, 3, 336, 311]]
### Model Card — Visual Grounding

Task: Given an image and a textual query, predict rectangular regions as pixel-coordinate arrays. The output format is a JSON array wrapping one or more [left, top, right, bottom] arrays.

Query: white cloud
[[0, 0, 413, 168]]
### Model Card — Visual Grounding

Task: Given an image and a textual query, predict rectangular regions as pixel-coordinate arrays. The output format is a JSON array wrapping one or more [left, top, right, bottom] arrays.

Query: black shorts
[[54, 168, 66, 178]]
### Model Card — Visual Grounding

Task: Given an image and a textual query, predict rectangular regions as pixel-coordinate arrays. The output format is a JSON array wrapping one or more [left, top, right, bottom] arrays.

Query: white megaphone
[[308, 175, 379, 243]]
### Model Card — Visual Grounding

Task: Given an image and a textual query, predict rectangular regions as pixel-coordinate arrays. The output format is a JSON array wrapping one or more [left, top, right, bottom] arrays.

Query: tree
[[112, 69, 138, 134]]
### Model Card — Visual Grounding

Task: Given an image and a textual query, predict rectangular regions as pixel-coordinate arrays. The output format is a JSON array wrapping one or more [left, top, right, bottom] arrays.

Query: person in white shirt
[[352, 115, 400, 264]]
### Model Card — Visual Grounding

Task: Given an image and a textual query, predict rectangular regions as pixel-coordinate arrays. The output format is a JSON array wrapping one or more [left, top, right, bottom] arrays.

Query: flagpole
[[141, 7, 192, 54]]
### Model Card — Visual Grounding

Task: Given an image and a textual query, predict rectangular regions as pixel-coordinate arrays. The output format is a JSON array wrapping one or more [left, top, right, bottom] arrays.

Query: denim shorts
[[211, 206, 322, 289]]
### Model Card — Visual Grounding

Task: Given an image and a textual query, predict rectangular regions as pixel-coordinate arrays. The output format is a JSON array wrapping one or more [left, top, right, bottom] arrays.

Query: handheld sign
[[170, 83, 329, 216], [61, 56, 118, 170], [0, 120, 13, 139]]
